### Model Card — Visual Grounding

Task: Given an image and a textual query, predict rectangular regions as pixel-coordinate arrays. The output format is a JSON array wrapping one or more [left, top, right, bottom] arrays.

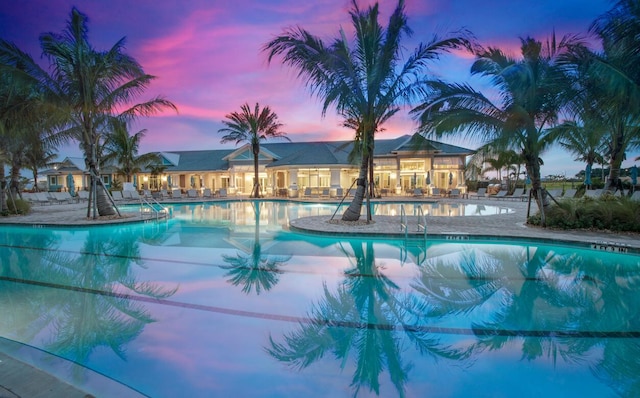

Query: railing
[[139, 195, 169, 220], [400, 204, 428, 240]]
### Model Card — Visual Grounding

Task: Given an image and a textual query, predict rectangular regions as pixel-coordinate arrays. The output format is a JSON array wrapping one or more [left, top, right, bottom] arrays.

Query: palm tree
[[102, 119, 159, 184], [413, 35, 579, 226], [264, 0, 470, 221], [218, 102, 287, 198], [568, 1, 640, 190], [0, 8, 176, 218]]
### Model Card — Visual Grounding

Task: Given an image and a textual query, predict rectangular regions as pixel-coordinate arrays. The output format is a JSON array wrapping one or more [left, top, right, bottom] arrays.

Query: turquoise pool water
[[0, 201, 638, 397]]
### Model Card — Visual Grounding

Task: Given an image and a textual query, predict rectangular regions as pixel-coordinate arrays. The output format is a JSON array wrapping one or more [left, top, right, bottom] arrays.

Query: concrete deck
[[0, 195, 638, 395]]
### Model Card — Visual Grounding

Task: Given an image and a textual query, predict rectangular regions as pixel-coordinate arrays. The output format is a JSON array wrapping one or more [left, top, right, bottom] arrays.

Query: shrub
[[528, 197, 640, 233], [1, 198, 32, 216]]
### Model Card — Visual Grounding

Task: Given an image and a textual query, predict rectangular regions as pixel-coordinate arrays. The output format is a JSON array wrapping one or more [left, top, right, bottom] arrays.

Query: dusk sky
[[2, 0, 637, 178]]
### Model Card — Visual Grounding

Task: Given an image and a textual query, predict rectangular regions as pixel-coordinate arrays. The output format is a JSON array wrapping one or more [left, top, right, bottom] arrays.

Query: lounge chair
[[187, 189, 198, 199], [111, 191, 125, 201], [470, 188, 486, 199], [562, 188, 577, 199], [630, 191, 640, 201], [546, 189, 562, 199], [302, 187, 314, 198], [159, 189, 170, 200], [33, 192, 52, 205], [584, 189, 603, 198], [320, 188, 330, 199], [203, 188, 212, 199], [171, 188, 184, 199], [77, 190, 89, 202], [51, 191, 76, 204], [491, 190, 508, 200], [431, 187, 442, 197], [218, 188, 227, 198], [449, 188, 461, 198], [518, 188, 531, 201], [413, 188, 424, 197]]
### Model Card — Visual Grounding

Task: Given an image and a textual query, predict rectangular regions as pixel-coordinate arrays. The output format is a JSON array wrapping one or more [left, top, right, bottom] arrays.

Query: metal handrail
[[400, 204, 427, 240], [139, 195, 169, 220], [416, 205, 427, 240], [400, 204, 408, 239]]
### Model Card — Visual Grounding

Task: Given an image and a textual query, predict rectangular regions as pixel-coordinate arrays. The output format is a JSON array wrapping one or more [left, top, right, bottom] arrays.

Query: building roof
[[45, 134, 474, 175]]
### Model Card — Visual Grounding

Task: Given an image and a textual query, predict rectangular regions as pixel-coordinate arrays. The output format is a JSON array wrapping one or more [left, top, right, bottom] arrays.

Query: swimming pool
[[0, 201, 638, 397]]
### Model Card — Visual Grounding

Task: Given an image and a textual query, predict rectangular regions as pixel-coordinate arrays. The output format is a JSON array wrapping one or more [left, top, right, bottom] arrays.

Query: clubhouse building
[[44, 133, 474, 197]]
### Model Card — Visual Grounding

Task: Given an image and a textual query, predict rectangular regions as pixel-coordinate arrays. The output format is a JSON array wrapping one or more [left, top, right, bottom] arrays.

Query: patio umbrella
[[167, 175, 172, 188], [448, 172, 453, 186], [584, 164, 592, 187], [133, 174, 138, 188], [426, 171, 431, 185], [631, 165, 638, 186], [412, 173, 417, 188], [66, 173, 75, 196], [191, 175, 195, 188]]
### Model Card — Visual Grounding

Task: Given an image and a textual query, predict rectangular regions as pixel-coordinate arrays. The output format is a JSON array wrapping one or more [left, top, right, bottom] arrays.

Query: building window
[[400, 160, 425, 171]]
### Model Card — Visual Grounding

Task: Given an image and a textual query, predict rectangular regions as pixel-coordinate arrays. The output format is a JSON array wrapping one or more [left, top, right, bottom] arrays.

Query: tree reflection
[[412, 243, 640, 395], [267, 240, 471, 397], [222, 201, 290, 294]]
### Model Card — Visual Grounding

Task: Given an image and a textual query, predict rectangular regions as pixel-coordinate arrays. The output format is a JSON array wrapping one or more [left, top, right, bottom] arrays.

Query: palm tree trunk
[[526, 158, 547, 227], [0, 164, 7, 213], [605, 127, 625, 191], [342, 155, 369, 222], [252, 151, 260, 198]]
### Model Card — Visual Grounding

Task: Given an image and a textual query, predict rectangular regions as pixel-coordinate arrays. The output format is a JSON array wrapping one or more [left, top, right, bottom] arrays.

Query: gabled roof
[[159, 152, 180, 166], [222, 144, 280, 161]]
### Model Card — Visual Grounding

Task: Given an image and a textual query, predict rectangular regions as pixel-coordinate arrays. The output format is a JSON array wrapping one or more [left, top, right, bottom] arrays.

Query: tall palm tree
[[413, 35, 579, 226], [1, 8, 176, 218], [569, 0, 640, 190], [218, 102, 287, 198], [264, 0, 470, 221], [102, 119, 159, 184]]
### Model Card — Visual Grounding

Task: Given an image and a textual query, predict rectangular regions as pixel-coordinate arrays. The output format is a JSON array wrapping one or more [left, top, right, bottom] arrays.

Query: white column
[[288, 169, 299, 197]]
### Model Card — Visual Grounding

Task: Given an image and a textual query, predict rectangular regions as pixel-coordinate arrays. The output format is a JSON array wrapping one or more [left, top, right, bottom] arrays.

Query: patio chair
[[171, 188, 184, 199], [583, 189, 603, 198], [111, 190, 125, 201], [470, 188, 486, 199], [546, 189, 562, 199], [77, 190, 89, 202], [491, 190, 508, 199], [33, 192, 52, 205]]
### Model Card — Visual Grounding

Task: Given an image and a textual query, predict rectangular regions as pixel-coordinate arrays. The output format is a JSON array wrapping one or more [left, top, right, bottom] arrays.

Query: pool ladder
[[139, 196, 169, 220], [400, 204, 427, 240]]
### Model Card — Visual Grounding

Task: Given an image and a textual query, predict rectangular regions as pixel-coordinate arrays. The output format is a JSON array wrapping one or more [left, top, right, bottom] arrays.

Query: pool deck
[[0, 195, 638, 396]]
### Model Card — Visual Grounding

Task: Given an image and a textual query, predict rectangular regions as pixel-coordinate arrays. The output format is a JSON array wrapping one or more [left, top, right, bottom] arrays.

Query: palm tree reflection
[[413, 243, 640, 394], [26, 227, 175, 368], [267, 240, 471, 397], [222, 201, 290, 294]]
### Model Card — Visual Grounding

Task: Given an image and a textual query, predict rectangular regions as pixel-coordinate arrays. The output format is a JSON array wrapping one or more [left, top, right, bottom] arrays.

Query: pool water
[[0, 201, 638, 397]]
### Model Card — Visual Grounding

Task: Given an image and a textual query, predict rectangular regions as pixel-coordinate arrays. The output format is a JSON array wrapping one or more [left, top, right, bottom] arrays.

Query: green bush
[[528, 196, 640, 232], [1, 198, 32, 216]]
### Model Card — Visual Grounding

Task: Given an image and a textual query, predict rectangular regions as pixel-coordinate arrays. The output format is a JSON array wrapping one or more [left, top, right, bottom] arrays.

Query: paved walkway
[[0, 195, 638, 395]]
